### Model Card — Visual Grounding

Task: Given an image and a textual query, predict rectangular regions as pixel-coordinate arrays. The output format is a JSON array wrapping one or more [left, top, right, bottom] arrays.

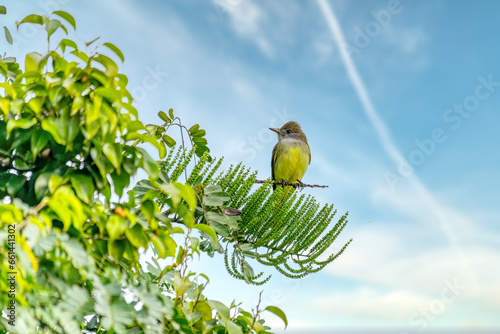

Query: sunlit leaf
[[264, 306, 288, 328], [59, 38, 78, 53], [162, 134, 176, 148], [53, 11, 76, 30], [103, 142, 123, 171], [16, 14, 44, 28], [158, 110, 171, 123], [46, 19, 62, 38], [103, 42, 125, 62]]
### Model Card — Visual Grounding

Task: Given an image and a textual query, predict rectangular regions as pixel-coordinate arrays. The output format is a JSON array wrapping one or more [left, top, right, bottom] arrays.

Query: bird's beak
[[269, 128, 280, 134]]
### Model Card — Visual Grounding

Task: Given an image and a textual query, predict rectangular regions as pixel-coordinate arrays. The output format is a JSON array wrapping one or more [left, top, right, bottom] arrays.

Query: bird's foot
[[295, 179, 305, 191]]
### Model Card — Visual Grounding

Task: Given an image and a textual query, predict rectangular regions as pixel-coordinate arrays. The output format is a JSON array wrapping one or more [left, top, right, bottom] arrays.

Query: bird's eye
[[286, 130, 291, 134]]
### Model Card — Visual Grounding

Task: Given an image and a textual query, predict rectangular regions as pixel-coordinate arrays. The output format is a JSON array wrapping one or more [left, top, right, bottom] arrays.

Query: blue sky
[[3, 0, 500, 332]]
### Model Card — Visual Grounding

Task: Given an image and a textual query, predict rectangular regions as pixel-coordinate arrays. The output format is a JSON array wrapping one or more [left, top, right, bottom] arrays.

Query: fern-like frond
[[147, 147, 351, 284]]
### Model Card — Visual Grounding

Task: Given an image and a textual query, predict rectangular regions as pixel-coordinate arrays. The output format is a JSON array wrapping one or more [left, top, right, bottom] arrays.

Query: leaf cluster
[[0, 9, 287, 334], [140, 148, 352, 285]]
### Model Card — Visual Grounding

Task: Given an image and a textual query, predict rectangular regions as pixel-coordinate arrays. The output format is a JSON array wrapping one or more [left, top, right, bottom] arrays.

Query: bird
[[269, 121, 311, 190]]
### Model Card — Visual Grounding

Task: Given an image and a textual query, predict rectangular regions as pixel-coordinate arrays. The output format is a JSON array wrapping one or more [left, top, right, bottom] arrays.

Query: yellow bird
[[269, 121, 311, 190]]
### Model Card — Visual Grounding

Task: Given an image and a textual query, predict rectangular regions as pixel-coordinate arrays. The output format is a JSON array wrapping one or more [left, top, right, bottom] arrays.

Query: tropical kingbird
[[270, 121, 311, 190]]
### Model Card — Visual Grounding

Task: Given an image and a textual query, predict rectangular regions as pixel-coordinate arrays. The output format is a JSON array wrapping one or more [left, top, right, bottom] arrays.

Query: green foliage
[[0, 9, 289, 334], [139, 147, 352, 285], [0, 6, 13, 45]]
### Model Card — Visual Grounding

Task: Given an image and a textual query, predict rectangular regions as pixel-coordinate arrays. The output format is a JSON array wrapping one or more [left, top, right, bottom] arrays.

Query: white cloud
[[312, 287, 428, 320], [226, 1, 274, 57], [322, 223, 500, 320]]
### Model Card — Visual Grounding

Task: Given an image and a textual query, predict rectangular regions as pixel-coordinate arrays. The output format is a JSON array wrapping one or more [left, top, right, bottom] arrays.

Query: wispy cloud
[[315, 0, 479, 289]]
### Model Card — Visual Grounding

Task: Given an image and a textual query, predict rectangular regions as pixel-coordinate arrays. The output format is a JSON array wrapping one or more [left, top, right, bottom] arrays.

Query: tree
[[0, 7, 350, 334]]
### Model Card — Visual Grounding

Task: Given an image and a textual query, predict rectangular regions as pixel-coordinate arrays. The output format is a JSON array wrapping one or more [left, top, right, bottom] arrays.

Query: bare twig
[[254, 180, 328, 189], [163, 117, 198, 181], [249, 290, 264, 333], [17, 198, 48, 231]]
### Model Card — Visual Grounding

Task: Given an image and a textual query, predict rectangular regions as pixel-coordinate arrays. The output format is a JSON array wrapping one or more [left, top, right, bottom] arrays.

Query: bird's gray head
[[269, 121, 308, 143]]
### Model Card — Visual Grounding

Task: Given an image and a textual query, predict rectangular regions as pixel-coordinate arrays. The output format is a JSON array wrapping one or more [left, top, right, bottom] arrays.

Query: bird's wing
[[271, 143, 278, 181], [308, 143, 311, 164]]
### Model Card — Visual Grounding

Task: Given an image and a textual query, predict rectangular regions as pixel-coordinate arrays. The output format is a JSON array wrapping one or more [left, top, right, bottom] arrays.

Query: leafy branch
[[135, 145, 352, 285]]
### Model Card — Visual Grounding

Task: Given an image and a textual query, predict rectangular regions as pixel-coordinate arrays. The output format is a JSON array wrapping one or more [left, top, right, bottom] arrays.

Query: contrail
[[315, 0, 476, 287]]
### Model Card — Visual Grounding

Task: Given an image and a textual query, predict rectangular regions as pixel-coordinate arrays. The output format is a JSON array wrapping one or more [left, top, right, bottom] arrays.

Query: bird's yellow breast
[[273, 139, 310, 183]]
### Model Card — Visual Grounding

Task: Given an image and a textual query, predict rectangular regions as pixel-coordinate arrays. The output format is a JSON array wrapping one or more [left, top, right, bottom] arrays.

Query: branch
[[17, 198, 48, 231], [254, 180, 328, 189], [249, 290, 263, 333]]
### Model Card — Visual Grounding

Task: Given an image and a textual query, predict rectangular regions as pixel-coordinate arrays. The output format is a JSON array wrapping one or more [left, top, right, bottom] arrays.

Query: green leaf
[[6, 118, 36, 138], [189, 124, 200, 133], [226, 321, 244, 334], [7, 174, 26, 196], [206, 212, 238, 230], [70, 174, 95, 204], [207, 300, 230, 324], [103, 42, 125, 62], [162, 134, 176, 148], [193, 137, 207, 146], [126, 120, 144, 133], [103, 142, 122, 171], [25, 52, 42, 72], [125, 224, 148, 248], [203, 186, 230, 206], [193, 224, 217, 245], [203, 185, 222, 194], [108, 239, 126, 261], [202, 196, 225, 207], [46, 19, 62, 38], [48, 174, 64, 194], [59, 38, 78, 53], [93, 54, 118, 76], [140, 199, 156, 220], [94, 87, 120, 102], [0, 6, 6, 15], [71, 50, 89, 63], [110, 170, 130, 198], [242, 261, 254, 283], [150, 231, 176, 258], [158, 140, 166, 159], [28, 96, 45, 115], [16, 14, 44, 28], [191, 129, 206, 137], [0, 204, 23, 224], [107, 214, 127, 240], [31, 128, 50, 157], [53, 11, 76, 30], [66, 115, 80, 149], [158, 111, 171, 123], [59, 23, 68, 35], [4, 27, 12, 45], [48, 86, 65, 105], [206, 220, 229, 237], [137, 147, 159, 179], [239, 243, 254, 252], [264, 306, 288, 328], [34, 173, 51, 200], [41, 118, 64, 144], [161, 234, 177, 258]]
